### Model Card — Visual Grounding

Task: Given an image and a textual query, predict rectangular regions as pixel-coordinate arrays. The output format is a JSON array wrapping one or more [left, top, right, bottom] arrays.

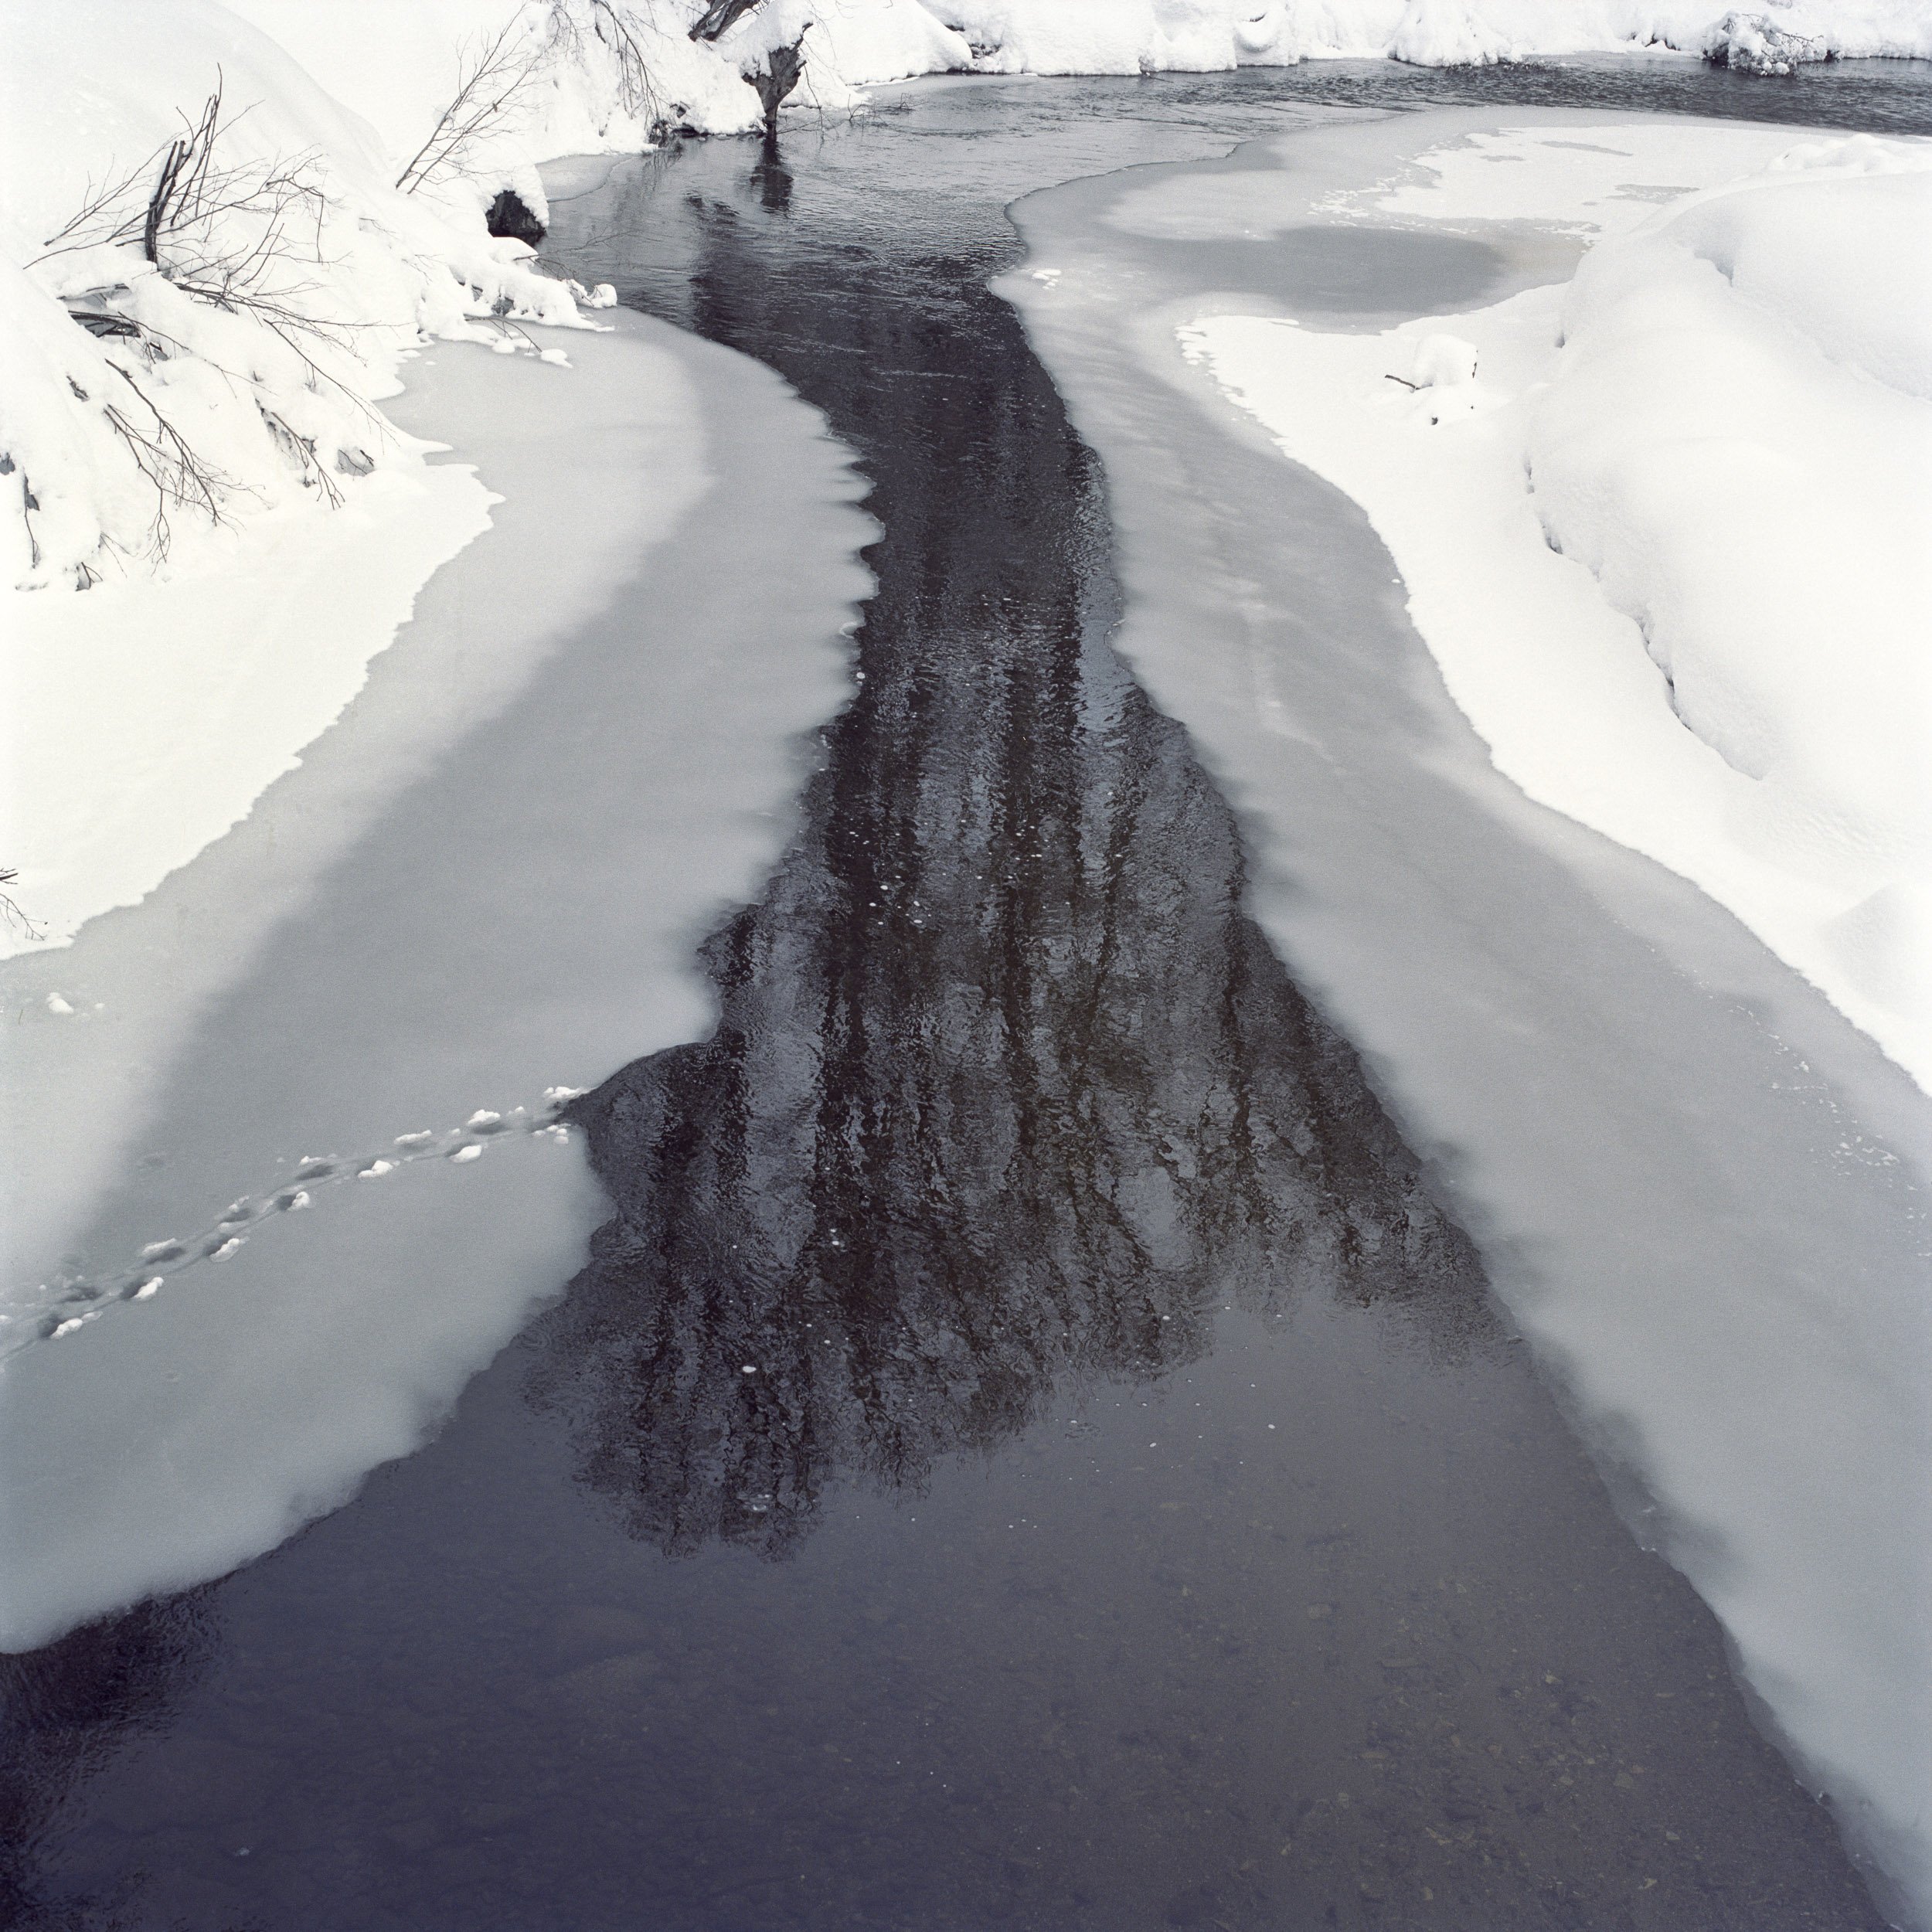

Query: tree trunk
[[751, 30, 809, 136]]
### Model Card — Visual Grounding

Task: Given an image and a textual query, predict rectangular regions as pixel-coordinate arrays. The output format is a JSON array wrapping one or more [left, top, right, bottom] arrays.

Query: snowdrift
[[929, 0, 1932, 73], [1188, 122, 1932, 1083], [1529, 133, 1932, 1070], [0, 0, 595, 595]]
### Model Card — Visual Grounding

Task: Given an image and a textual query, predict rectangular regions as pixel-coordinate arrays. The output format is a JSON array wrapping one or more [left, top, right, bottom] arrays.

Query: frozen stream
[[2, 61, 1927, 1932]]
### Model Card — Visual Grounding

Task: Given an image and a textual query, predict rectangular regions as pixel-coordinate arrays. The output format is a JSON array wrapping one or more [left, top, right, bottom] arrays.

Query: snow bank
[[0, 463, 493, 952], [0, 0, 597, 951], [0, 0, 587, 591], [228, 0, 971, 161], [1006, 107, 1932, 1925], [0, 0, 964, 954], [1186, 123, 1932, 1089], [0, 314, 874, 1652], [1530, 135, 1932, 1063], [929, 0, 1932, 72]]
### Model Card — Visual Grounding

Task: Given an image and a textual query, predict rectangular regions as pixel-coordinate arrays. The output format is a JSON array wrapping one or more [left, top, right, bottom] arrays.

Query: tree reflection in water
[[532, 161, 1493, 1561], [0, 1596, 213, 1927]]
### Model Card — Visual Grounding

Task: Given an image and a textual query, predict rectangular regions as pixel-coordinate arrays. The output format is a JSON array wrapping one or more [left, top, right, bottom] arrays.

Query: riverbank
[[0, 308, 872, 1648], [1181, 117, 1932, 1090], [0, 77, 1896, 1932], [1005, 94, 1930, 1922]]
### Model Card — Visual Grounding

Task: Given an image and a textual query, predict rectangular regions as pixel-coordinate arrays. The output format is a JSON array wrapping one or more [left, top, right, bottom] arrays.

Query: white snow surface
[[4, 0, 1927, 951], [1004, 106, 1930, 1923], [927, 0, 1932, 71], [1185, 122, 1932, 1090]]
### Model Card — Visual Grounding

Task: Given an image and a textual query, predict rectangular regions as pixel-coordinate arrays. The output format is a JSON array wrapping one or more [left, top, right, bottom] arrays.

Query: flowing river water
[[4, 61, 1929, 1932]]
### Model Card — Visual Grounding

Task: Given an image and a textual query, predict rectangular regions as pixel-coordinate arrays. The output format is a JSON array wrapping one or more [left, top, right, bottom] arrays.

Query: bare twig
[[556, 0, 666, 125], [33, 155, 158, 265], [0, 871, 46, 944], [63, 308, 142, 339], [3, 454, 43, 572], [396, 23, 546, 192], [102, 362, 247, 560], [145, 86, 224, 263], [257, 406, 345, 506]]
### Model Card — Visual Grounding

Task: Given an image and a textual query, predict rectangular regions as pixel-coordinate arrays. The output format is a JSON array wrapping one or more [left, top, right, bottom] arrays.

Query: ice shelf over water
[[1004, 105, 1932, 1927], [0, 314, 872, 1652]]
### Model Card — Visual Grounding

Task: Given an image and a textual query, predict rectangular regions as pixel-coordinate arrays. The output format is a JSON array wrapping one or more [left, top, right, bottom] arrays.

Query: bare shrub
[[396, 22, 549, 193], [0, 870, 46, 944], [31, 76, 376, 570]]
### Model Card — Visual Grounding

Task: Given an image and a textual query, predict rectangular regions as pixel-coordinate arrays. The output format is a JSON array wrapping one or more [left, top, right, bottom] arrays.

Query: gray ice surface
[[1003, 104, 1932, 1923], [0, 315, 872, 1650]]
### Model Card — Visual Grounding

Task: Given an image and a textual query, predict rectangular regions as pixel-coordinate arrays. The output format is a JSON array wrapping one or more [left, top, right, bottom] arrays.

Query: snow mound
[[1528, 134, 1932, 1075], [1189, 121, 1932, 1086], [0, 0, 587, 592]]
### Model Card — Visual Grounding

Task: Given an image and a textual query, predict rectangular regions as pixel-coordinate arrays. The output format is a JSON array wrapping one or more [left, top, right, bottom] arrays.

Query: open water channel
[[4, 59, 1928, 1932]]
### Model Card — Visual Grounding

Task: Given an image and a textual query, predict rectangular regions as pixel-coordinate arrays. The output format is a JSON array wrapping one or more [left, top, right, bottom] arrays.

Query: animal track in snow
[[4, 1088, 586, 1359]]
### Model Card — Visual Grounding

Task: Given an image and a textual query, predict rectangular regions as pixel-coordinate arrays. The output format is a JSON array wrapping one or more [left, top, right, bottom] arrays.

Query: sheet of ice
[[1002, 105, 1932, 1925], [0, 309, 872, 1651]]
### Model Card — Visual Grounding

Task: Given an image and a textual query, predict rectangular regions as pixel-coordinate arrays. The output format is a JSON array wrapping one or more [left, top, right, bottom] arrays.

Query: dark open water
[[5, 60, 1928, 1932]]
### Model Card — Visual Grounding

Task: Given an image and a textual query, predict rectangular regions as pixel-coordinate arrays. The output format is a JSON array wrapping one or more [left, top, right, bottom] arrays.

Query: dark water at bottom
[[6, 65, 1920, 1932]]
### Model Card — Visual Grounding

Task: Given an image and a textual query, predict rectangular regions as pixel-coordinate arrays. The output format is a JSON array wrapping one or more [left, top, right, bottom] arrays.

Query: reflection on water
[[0, 1597, 213, 1927], [538, 115, 1492, 1565], [536, 543, 1486, 1564], [0, 65, 1916, 1932]]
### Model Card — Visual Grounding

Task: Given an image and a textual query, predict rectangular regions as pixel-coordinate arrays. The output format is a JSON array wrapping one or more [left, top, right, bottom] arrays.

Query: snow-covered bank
[[1185, 121, 1932, 1090], [0, 0, 604, 951], [0, 309, 872, 1649], [933, 0, 1932, 74], [1003, 107, 1932, 1925], [226, 0, 971, 159], [0, 0, 971, 953], [2, 461, 493, 952], [4, 0, 1925, 947]]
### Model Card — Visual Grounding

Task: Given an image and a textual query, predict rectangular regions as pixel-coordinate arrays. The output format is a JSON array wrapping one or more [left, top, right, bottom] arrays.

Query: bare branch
[[396, 23, 546, 192], [553, 0, 666, 126], [100, 359, 248, 559], [0, 870, 47, 944]]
